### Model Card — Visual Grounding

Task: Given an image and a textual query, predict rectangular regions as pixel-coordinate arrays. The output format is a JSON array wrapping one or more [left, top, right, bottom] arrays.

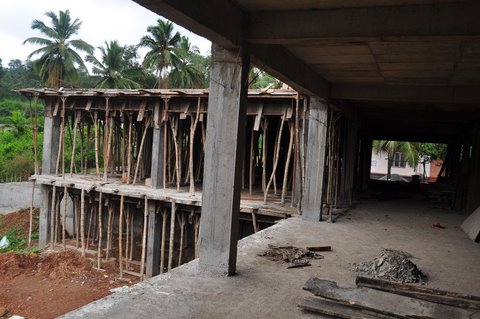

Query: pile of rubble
[[353, 249, 427, 283], [259, 244, 324, 268]]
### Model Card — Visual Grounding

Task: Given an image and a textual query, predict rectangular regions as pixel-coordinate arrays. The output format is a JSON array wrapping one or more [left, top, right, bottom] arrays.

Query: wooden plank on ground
[[304, 278, 479, 319], [356, 276, 480, 310], [299, 296, 397, 319]]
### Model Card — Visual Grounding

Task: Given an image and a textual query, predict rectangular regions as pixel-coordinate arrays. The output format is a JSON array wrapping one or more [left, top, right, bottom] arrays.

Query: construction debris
[[352, 249, 426, 283], [259, 244, 324, 268], [461, 205, 480, 242]]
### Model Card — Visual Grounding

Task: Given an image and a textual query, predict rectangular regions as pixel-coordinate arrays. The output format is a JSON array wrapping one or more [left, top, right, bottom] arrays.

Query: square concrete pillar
[[146, 203, 161, 277], [302, 98, 328, 221], [199, 44, 249, 276], [38, 112, 60, 248], [150, 127, 165, 189], [42, 115, 61, 175], [338, 115, 359, 207]]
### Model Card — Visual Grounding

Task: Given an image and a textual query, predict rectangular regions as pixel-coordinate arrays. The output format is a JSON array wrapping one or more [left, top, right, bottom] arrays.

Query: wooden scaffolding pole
[[97, 192, 103, 269], [118, 195, 124, 278], [168, 200, 176, 271], [281, 122, 295, 204], [189, 98, 201, 193], [80, 188, 86, 256], [140, 197, 148, 279], [264, 111, 286, 203], [160, 208, 167, 273]]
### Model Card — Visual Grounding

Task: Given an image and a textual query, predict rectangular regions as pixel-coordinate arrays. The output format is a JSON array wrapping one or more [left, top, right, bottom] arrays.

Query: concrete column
[[39, 111, 60, 248], [42, 115, 61, 175], [150, 126, 165, 189], [146, 203, 161, 277], [302, 98, 328, 221], [199, 44, 249, 276], [338, 115, 358, 207], [38, 185, 51, 249], [466, 126, 480, 214]]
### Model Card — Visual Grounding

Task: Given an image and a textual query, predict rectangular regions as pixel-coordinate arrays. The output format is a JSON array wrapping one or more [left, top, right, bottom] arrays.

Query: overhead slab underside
[[62, 199, 480, 319]]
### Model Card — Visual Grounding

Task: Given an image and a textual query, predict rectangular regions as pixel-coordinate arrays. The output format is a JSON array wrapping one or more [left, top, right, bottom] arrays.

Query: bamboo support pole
[[140, 197, 148, 279], [69, 112, 79, 176], [177, 213, 186, 266], [119, 195, 124, 278], [125, 206, 130, 269], [251, 210, 259, 233], [168, 200, 176, 271], [292, 94, 301, 207], [84, 121, 91, 175], [28, 180, 35, 247], [300, 98, 307, 211], [86, 203, 94, 250], [50, 186, 56, 246], [54, 196, 60, 245], [262, 118, 268, 192], [62, 186, 67, 249], [170, 117, 181, 190], [281, 122, 295, 205], [264, 112, 286, 203], [189, 99, 201, 193], [94, 112, 100, 178], [97, 192, 103, 269], [129, 212, 134, 261], [126, 114, 133, 184], [80, 189, 86, 256], [55, 98, 66, 176], [104, 117, 113, 182], [74, 197, 79, 248], [105, 204, 113, 261], [194, 215, 200, 259], [160, 208, 167, 273], [249, 128, 255, 196], [133, 118, 152, 184]]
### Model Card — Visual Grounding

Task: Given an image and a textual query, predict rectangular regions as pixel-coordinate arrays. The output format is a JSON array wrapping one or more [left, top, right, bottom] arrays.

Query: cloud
[[0, 0, 211, 65]]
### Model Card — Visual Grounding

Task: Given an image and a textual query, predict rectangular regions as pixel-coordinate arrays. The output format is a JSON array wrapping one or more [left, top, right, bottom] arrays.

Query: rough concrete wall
[[0, 182, 41, 214]]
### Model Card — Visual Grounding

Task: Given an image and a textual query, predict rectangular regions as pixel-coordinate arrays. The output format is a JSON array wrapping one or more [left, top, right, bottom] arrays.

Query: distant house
[[370, 150, 431, 182]]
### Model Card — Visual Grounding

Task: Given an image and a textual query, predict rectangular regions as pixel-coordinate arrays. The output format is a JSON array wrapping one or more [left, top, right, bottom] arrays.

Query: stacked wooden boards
[[299, 276, 480, 318]]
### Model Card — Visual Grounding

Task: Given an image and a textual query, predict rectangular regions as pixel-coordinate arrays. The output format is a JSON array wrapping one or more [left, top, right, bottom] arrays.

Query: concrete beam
[[302, 98, 328, 221], [199, 44, 249, 275], [250, 44, 329, 100], [247, 2, 480, 44], [331, 84, 480, 104], [133, 0, 243, 49]]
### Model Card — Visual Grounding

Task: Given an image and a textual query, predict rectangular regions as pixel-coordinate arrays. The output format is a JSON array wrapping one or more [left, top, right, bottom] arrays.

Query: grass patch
[[0, 213, 40, 254]]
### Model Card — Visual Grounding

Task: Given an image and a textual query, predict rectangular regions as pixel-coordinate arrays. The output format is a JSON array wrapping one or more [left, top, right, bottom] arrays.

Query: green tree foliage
[[249, 67, 283, 89], [24, 10, 94, 88], [418, 143, 447, 160], [86, 40, 141, 89], [373, 140, 420, 180], [139, 19, 181, 88], [168, 36, 208, 88], [123, 45, 157, 88]]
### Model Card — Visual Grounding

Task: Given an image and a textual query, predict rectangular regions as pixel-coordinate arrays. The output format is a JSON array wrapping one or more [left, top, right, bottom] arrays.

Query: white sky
[[0, 0, 211, 66]]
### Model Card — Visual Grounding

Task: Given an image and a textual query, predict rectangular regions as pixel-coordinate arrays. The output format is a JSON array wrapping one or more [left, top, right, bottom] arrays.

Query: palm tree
[[139, 19, 181, 88], [168, 36, 206, 88], [86, 40, 140, 89], [23, 10, 93, 88], [373, 140, 420, 181]]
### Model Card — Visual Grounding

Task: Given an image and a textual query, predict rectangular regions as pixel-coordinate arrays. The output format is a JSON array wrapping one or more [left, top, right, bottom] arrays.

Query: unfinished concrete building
[[22, 1, 480, 318]]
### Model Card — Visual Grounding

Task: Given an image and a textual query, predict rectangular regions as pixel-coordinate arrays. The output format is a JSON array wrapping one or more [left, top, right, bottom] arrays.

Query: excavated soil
[[0, 210, 139, 319]]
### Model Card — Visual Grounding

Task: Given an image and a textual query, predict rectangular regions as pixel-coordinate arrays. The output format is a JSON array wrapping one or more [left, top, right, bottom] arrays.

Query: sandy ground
[[61, 197, 480, 319]]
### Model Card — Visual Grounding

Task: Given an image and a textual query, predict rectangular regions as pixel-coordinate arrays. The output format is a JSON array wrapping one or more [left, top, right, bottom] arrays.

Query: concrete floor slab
[[62, 198, 480, 319]]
